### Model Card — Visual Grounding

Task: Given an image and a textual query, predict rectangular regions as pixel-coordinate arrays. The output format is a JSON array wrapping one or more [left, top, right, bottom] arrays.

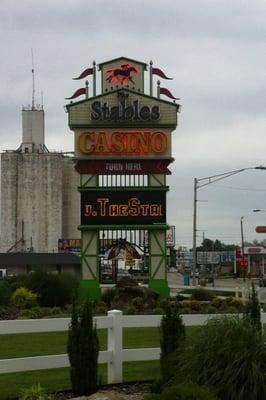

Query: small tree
[[244, 282, 261, 333], [160, 304, 185, 382], [67, 296, 99, 396]]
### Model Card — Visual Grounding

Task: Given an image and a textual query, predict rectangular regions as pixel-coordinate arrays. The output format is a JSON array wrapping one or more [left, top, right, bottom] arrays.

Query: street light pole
[[192, 178, 198, 286], [240, 216, 245, 282], [192, 166, 266, 286]]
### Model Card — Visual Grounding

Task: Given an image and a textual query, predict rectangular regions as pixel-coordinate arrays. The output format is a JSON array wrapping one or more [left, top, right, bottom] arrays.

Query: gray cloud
[[1, 0, 266, 246]]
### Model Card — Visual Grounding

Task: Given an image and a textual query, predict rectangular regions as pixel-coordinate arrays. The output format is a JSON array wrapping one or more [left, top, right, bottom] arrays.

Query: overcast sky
[[1, 0, 266, 248]]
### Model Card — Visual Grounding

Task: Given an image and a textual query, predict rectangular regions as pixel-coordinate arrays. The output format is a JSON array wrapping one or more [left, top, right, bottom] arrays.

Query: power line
[[211, 183, 266, 192]]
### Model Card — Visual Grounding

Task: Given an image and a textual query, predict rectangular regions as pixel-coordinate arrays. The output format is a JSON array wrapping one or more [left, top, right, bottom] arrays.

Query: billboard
[[81, 190, 166, 225], [58, 239, 81, 253]]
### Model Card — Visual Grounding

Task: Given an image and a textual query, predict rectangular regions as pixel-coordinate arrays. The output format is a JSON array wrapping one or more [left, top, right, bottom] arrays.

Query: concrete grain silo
[[0, 106, 80, 254]]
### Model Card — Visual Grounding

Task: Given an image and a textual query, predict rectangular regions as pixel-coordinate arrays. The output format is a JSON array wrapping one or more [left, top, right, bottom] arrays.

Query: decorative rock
[[71, 391, 125, 400]]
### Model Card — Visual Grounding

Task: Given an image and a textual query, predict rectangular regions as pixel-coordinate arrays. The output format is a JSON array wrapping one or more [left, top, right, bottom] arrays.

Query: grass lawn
[[0, 324, 264, 399], [0, 327, 166, 399]]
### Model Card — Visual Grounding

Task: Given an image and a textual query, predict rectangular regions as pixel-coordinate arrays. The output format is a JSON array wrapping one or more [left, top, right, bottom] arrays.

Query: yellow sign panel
[[74, 128, 172, 159]]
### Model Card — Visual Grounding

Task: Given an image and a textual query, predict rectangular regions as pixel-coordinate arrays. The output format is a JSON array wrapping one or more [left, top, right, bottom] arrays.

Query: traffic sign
[[255, 226, 266, 233]]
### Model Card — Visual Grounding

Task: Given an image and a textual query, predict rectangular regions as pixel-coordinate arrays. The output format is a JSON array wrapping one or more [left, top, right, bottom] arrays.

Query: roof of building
[[0, 253, 80, 266]]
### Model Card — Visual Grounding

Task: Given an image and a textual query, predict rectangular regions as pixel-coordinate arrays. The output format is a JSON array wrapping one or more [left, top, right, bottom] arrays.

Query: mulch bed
[[52, 382, 152, 400]]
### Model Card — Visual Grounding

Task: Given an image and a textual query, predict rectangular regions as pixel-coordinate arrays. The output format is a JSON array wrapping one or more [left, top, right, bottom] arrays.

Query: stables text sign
[[67, 90, 178, 130], [81, 191, 166, 225], [91, 98, 160, 122]]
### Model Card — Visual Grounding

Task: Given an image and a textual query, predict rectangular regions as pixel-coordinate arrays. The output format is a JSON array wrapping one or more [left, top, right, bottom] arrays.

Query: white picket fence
[[0, 311, 265, 384]]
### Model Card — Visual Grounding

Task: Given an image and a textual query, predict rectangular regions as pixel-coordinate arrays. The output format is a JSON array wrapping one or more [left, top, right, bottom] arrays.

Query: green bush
[[157, 298, 171, 312], [191, 288, 214, 301], [125, 305, 137, 315], [176, 316, 266, 400], [189, 300, 203, 312], [179, 306, 191, 314], [160, 382, 217, 400], [19, 383, 52, 400], [93, 301, 108, 315], [26, 271, 78, 307], [226, 297, 243, 311], [0, 305, 19, 319], [18, 307, 44, 319], [67, 297, 99, 396], [132, 296, 145, 311], [244, 282, 262, 333], [152, 307, 164, 314], [160, 304, 185, 382], [101, 287, 117, 308], [207, 305, 218, 314], [0, 280, 11, 305], [211, 297, 226, 310], [11, 287, 38, 309]]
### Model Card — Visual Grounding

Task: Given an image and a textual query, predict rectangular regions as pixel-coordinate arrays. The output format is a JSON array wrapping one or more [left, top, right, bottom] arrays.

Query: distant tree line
[[196, 238, 266, 252]]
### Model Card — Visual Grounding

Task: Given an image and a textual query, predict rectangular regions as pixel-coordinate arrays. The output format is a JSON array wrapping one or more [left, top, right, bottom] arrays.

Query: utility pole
[[240, 216, 245, 282]]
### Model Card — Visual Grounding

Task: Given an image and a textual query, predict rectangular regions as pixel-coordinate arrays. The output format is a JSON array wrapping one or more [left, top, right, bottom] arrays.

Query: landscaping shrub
[[93, 301, 108, 315], [146, 382, 218, 400], [178, 306, 191, 314], [7, 274, 30, 291], [160, 304, 185, 382], [211, 297, 226, 310], [189, 300, 202, 312], [67, 296, 99, 396], [18, 306, 44, 319], [0, 280, 11, 305], [19, 383, 52, 400], [206, 305, 218, 314], [152, 307, 163, 315], [157, 298, 171, 312], [26, 271, 78, 307], [125, 305, 137, 314], [226, 297, 243, 311], [176, 294, 186, 301], [11, 287, 38, 309], [0, 305, 19, 320], [191, 288, 214, 301], [175, 316, 266, 400], [111, 282, 158, 311], [101, 287, 117, 307], [132, 296, 145, 311], [244, 282, 262, 333]]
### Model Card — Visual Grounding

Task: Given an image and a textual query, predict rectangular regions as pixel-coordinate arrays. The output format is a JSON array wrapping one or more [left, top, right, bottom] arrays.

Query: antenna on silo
[[41, 89, 44, 109], [31, 48, 35, 110]]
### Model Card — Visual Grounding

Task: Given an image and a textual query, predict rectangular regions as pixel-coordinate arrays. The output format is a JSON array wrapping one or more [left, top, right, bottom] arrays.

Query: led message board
[[81, 191, 166, 225]]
